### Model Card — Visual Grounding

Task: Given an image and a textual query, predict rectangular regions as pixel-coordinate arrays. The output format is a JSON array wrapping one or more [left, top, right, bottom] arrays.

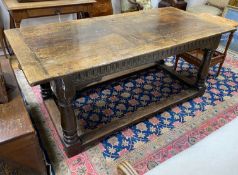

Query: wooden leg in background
[[217, 62, 224, 77], [8, 15, 17, 56], [76, 12, 89, 19], [10, 15, 15, 29], [40, 83, 53, 100], [224, 32, 234, 56], [14, 18, 21, 28], [15, 22, 21, 28], [196, 48, 213, 90], [0, 36, 8, 58], [9, 15, 21, 28], [76, 12, 82, 19], [83, 12, 90, 18], [216, 31, 235, 77], [2, 33, 11, 57], [54, 77, 80, 145], [2, 33, 12, 57], [174, 55, 179, 70]]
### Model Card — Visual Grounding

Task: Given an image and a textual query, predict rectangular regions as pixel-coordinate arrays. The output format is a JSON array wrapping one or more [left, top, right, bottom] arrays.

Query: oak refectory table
[[5, 7, 236, 157]]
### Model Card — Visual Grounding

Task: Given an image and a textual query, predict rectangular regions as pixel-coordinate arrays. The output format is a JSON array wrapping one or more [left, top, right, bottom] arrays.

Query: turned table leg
[[196, 48, 213, 89], [54, 77, 80, 145]]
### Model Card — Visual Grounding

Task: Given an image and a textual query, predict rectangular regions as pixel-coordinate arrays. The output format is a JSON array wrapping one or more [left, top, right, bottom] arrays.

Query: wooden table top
[[198, 13, 238, 28], [2, 0, 96, 10], [5, 7, 236, 86]]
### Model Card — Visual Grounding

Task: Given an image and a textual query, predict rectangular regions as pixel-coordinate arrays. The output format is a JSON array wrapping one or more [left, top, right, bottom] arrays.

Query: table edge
[[3, 0, 96, 11]]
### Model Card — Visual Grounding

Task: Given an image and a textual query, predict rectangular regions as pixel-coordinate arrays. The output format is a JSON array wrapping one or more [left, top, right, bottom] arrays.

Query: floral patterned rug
[[16, 52, 238, 175]]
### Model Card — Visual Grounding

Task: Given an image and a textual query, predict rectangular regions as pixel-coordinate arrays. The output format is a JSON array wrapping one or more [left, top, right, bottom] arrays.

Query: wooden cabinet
[[0, 59, 47, 175], [91, 0, 113, 17]]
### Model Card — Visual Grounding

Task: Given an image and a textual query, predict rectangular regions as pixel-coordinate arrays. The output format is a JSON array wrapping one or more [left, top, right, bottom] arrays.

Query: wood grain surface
[[5, 7, 235, 86]]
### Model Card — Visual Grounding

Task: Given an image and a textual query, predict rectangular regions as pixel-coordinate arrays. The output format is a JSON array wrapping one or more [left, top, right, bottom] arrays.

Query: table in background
[[1, 0, 110, 28]]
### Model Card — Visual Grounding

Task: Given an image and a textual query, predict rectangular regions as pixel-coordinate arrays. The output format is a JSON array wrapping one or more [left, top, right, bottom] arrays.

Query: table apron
[[74, 35, 221, 87]]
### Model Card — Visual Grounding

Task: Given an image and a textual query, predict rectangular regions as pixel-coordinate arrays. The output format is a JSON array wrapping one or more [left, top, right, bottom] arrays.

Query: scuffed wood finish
[[4, 7, 237, 157], [5, 8, 235, 86], [0, 59, 46, 174]]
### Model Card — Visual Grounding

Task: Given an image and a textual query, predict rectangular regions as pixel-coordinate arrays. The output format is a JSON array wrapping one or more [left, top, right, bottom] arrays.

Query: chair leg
[[3, 32, 13, 56], [174, 55, 179, 70], [216, 62, 224, 77]]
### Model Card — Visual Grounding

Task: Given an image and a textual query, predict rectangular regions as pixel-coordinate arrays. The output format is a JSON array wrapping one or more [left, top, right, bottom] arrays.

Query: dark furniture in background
[[158, 0, 187, 10], [2, 0, 113, 28], [0, 59, 47, 175], [91, 0, 113, 17]]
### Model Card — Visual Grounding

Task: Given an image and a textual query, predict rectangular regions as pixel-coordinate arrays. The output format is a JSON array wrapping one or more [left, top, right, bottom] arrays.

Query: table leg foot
[[59, 102, 79, 145], [196, 48, 213, 89]]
